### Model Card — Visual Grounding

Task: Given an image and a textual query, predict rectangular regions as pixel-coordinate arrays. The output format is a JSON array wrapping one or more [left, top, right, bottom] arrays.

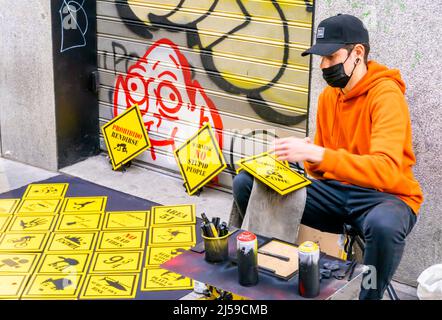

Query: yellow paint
[[149, 225, 196, 246], [61, 197, 108, 213], [0, 275, 29, 299], [36, 252, 92, 274], [46, 232, 98, 252], [97, 230, 146, 251], [0, 199, 20, 214], [237, 152, 311, 195], [141, 267, 193, 291], [90, 251, 143, 273], [102, 104, 151, 170], [174, 123, 227, 195], [151, 205, 196, 226], [145, 246, 190, 267], [0, 232, 49, 252], [80, 274, 139, 299], [22, 273, 84, 300], [15, 199, 62, 215], [0, 253, 40, 274], [22, 183, 69, 199], [55, 213, 103, 231], [125, 0, 313, 113], [103, 211, 150, 230], [0, 215, 12, 232], [8, 215, 58, 232]]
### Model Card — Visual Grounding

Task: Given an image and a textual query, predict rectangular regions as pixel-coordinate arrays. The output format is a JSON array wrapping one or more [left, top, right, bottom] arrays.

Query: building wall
[[0, 0, 100, 170], [96, 0, 314, 189], [310, 0, 442, 286], [0, 0, 58, 170]]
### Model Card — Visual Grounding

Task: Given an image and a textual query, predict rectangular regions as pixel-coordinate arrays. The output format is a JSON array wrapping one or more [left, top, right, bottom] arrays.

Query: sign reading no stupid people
[[102, 105, 151, 170], [174, 123, 227, 195]]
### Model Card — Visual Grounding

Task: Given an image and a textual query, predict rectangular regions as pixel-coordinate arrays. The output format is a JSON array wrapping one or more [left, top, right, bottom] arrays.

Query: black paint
[[299, 257, 320, 298], [237, 248, 259, 286], [116, 0, 310, 126]]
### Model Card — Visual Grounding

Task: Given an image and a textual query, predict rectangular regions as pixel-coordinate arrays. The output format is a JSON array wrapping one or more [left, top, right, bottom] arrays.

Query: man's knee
[[363, 200, 413, 242], [232, 171, 253, 198]]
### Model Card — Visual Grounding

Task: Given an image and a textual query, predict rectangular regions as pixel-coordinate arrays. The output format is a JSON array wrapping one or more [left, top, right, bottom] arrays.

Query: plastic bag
[[417, 264, 442, 300]]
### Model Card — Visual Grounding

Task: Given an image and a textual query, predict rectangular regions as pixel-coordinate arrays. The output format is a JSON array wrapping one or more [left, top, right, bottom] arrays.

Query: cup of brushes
[[200, 213, 231, 263]]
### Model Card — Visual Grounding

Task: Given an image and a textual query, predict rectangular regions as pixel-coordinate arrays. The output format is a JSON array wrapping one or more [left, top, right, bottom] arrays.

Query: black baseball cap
[[302, 14, 369, 57]]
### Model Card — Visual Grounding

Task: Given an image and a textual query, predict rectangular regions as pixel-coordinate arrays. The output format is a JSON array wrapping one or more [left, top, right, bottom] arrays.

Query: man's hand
[[270, 137, 325, 164]]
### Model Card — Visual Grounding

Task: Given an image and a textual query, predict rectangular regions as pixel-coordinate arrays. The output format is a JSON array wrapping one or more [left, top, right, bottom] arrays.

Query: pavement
[[0, 155, 419, 300]]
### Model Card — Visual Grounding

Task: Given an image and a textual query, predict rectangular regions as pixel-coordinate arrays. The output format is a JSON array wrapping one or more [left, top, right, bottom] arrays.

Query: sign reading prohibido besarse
[[174, 123, 227, 195], [102, 105, 151, 170]]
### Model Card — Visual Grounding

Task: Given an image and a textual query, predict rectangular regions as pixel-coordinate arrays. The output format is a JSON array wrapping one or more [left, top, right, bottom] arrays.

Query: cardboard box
[[296, 224, 345, 259]]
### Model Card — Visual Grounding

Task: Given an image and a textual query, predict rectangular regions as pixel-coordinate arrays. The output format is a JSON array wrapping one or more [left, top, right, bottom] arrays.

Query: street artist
[[232, 14, 423, 300]]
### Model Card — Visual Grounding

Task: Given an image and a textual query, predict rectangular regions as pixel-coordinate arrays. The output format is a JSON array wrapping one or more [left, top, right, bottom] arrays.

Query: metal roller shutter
[[96, 0, 314, 190]]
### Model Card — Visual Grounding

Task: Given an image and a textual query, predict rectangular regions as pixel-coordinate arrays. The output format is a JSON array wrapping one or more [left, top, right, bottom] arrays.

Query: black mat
[[0, 173, 200, 300]]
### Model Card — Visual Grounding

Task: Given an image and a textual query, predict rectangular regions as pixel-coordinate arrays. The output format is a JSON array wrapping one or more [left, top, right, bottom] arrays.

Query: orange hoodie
[[304, 60, 423, 214]]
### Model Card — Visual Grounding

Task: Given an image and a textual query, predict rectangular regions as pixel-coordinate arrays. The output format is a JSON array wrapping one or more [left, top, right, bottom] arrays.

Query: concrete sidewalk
[[0, 155, 419, 300]]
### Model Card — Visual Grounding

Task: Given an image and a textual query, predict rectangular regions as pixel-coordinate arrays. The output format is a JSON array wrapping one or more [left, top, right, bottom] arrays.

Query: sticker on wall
[[151, 205, 196, 226], [55, 213, 103, 231], [15, 199, 62, 215], [36, 252, 92, 274], [141, 267, 193, 291], [0, 232, 49, 252], [145, 246, 191, 267], [0, 253, 40, 274], [22, 183, 69, 199], [237, 152, 311, 195], [80, 274, 139, 299], [102, 104, 152, 170], [0, 215, 12, 232], [0, 274, 29, 299], [96, 230, 146, 251], [90, 251, 143, 273], [174, 123, 227, 195], [0, 199, 20, 214], [148, 225, 196, 246], [103, 211, 150, 230], [22, 273, 84, 300], [61, 197, 107, 213], [46, 232, 97, 252], [7, 215, 58, 232]]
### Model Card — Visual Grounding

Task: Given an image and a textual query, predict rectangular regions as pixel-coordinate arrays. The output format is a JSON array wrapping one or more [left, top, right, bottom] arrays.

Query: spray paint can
[[237, 231, 259, 286], [298, 241, 320, 298]]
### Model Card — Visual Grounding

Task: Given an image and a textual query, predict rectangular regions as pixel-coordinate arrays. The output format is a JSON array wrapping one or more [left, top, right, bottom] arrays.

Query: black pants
[[232, 171, 417, 300]]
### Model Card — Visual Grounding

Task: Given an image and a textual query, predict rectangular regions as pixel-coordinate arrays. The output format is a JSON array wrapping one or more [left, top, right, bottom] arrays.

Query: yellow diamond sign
[[102, 104, 151, 170], [174, 123, 227, 195], [237, 152, 311, 195]]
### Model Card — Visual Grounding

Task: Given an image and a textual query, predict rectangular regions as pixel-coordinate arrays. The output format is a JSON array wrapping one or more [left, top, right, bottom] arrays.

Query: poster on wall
[[102, 104, 151, 170]]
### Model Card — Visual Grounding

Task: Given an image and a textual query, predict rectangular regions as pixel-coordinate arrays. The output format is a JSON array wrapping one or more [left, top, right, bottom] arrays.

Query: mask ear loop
[[348, 57, 360, 78]]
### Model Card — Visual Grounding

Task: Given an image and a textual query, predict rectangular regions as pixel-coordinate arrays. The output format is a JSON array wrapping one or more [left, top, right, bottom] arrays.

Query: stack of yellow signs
[[142, 204, 197, 292], [0, 182, 197, 299], [236, 152, 311, 195]]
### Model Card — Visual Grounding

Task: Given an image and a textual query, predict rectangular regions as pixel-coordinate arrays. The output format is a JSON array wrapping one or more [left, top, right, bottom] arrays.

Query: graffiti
[[113, 38, 224, 161], [59, 0, 89, 53], [116, 0, 311, 126]]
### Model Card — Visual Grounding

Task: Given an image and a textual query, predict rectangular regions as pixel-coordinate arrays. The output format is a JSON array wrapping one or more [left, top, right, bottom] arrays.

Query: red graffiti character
[[113, 38, 223, 161]]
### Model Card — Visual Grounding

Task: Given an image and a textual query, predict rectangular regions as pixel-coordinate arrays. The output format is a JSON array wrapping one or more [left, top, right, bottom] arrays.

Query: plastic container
[[202, 232, 231, 263]]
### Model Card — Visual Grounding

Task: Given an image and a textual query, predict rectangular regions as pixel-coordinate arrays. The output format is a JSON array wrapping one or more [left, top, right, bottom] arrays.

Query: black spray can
[[298, 241, 320, 298], [237, 231, 259, 286]]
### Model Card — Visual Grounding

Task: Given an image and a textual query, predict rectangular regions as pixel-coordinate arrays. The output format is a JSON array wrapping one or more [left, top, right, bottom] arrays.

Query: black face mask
[[322, 51, 359, 88]]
